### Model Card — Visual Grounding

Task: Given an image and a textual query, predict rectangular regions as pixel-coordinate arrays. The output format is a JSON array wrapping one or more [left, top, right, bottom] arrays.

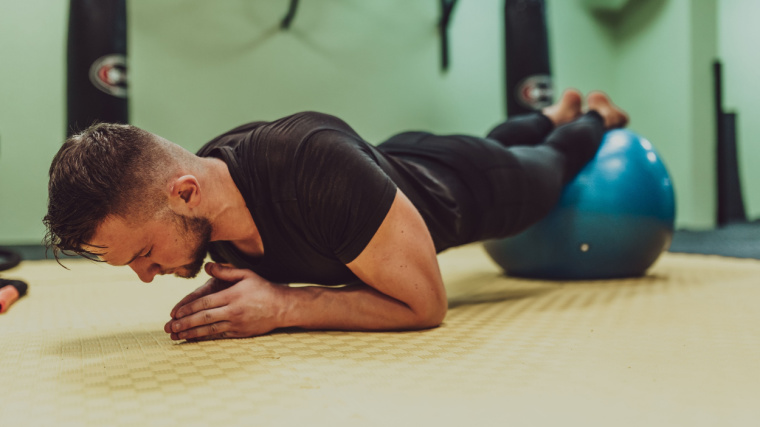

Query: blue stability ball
[[484, 129, 676, 280]]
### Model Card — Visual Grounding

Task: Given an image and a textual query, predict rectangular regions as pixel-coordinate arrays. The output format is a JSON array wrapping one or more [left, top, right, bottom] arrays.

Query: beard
[[172, 214, 212, 279]]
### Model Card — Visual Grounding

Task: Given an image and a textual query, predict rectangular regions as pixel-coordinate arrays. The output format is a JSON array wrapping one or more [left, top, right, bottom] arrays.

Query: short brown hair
[[43, 123, 173, 261]]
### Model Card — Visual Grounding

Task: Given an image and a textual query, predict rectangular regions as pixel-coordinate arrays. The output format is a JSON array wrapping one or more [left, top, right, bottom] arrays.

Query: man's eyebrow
[[113, 247, 146, 267]]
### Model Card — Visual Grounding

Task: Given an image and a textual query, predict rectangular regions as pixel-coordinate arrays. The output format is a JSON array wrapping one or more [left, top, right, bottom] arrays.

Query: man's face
[[87, 212, 212, 283]]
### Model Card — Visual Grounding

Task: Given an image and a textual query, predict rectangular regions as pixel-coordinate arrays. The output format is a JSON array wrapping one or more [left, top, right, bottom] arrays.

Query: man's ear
[[169, 175, 201, 211]]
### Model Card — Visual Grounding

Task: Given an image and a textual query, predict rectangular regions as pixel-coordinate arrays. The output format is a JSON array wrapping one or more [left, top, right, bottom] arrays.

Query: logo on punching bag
[[516, 74, 553, 110], [89, 54, 128, 98]]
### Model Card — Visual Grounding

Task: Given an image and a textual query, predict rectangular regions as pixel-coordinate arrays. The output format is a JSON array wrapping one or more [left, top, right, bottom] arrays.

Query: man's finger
[[170, 281, 212, 318], [205, 262, 250, 283], [173, 289, 230, 319], [170, 278, 223, 318], [185, 332, 233, 342], [169, 306, 229, 334], [175, 321, 232, 341], [185, 330, 246, 342]]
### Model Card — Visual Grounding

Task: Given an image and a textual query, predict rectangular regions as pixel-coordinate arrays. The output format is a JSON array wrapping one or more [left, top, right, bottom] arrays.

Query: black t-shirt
[[196, 112, 463, 286]]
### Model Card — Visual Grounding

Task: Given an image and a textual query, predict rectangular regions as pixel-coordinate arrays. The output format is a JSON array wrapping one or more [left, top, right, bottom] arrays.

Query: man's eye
[[144, 249, 152, 258]]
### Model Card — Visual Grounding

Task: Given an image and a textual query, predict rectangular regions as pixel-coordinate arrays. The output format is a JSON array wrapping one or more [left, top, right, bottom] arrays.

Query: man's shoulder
[[196, 111, 356, 157], [195, 121, 264, 157], [272, 111, 360, 144]]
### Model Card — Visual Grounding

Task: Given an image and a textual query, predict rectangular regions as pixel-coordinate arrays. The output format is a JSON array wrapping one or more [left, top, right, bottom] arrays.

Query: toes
[[562, 90, 583, 109], [554, 90, 583, 122], [586, 91, 609, 107], [585, 91, 629, 128]]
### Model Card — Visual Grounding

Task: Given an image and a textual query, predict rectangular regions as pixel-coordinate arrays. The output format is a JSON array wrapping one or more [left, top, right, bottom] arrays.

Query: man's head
[[44, 123, 212, 282]]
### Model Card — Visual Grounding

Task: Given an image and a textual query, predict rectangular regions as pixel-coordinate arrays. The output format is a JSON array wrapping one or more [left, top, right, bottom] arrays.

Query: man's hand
[[165, 263, 288, 341]]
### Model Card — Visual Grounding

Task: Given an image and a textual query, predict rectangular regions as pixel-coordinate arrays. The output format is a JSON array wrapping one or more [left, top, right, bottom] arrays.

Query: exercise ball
[[484, 129, 676, 280]]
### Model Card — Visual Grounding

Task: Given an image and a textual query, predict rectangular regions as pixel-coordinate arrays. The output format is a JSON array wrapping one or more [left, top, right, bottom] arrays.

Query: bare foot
[[542, 89, 583, 127], [587, 91, 629, 129]]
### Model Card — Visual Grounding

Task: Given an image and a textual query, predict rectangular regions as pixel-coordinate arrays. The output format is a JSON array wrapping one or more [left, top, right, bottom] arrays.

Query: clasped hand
[[165, 263, 288, 341]]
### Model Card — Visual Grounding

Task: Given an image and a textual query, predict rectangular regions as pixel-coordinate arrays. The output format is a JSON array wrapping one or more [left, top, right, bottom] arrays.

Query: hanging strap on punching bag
[[504, 0, 553, 116], [67, 0, 128, 136]]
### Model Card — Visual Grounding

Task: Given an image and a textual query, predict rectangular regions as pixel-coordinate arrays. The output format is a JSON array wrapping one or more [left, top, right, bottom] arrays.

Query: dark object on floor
[[0, 245, 83, 262], [0, 279, 28, 313], [0, 248, 21, 271], [670, 221, 760, 259]]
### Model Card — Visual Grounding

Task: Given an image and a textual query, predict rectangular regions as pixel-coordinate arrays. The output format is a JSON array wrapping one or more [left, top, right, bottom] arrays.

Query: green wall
[[0, 0, 743, 246], [129, 0, 504, 150], [0, 0, 68, 245]]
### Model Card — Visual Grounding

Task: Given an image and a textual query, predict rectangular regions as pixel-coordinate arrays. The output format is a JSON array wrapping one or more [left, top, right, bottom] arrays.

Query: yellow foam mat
[[1, 244, 759, 426]]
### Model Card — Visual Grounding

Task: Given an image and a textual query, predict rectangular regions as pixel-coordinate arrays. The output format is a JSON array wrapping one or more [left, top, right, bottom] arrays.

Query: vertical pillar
[[67, 0, 128, 136]]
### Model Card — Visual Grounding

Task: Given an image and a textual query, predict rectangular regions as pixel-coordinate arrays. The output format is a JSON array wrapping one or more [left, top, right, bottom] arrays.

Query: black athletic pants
[[380, 111, 606, 250]]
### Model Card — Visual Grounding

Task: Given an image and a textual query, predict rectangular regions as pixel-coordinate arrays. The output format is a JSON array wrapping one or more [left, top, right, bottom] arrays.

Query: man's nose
[[129, 258, 160, 283]]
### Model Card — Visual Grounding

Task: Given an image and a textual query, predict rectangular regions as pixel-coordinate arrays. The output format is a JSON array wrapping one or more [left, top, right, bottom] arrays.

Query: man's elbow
[[412, 299, 447, 329]]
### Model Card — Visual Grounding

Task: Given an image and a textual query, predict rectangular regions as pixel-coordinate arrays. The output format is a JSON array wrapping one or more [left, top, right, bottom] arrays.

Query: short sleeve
[[294, 130, 397, 264]]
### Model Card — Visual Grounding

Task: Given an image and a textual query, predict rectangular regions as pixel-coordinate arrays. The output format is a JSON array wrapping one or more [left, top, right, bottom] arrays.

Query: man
[[44, 90, 628, 341]]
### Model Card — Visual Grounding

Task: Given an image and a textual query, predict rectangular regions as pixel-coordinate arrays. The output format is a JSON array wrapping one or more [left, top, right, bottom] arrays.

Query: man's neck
[[203, 158, 264, 256]]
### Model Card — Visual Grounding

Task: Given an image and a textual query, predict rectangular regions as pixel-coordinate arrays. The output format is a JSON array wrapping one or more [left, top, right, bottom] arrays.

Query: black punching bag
[[67, 0, 128, 136], [504, 0, 553, 116]]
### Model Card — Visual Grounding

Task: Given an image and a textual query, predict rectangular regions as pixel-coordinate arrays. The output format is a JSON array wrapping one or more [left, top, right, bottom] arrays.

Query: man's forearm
[[165, 262, 446, 341], [282, 282, 444, 332]]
